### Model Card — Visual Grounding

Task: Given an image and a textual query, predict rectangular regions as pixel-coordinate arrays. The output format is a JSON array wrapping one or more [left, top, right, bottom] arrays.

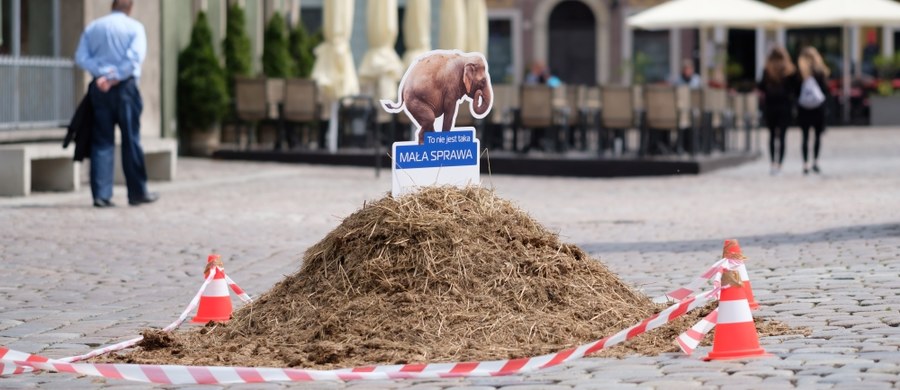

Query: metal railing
[[0, 56, 77, 130]]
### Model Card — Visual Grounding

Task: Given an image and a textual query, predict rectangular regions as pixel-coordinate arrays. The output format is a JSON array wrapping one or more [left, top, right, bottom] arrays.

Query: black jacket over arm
[[63, 93, 93, 162]]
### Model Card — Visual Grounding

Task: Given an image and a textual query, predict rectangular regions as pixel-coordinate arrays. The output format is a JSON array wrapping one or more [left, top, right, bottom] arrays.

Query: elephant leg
[[441, 105, 455, 132], [406, 99, 436, 145]]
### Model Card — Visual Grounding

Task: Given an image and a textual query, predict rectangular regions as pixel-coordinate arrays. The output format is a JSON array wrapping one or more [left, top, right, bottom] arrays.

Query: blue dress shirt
[[75, 11, 146, 82]]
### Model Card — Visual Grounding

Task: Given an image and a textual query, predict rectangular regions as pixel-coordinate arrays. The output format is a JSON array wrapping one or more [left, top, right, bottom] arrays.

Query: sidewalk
[[1, 127, 898, 388]]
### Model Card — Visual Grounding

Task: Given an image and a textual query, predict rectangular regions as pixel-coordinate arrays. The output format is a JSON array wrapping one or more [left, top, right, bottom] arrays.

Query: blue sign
[[394, 129, 478, 170]]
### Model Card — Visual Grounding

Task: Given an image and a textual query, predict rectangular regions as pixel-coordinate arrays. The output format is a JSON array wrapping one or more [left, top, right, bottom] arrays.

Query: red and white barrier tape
[[652, 257, 748, 304], [224, 274, 252, 303], [0, 288, 718, 384], [676, 309, 718, 355]]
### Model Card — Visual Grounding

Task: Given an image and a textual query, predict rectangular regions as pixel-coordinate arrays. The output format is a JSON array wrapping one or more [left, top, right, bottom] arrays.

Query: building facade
[[2, 0, 899, 140]]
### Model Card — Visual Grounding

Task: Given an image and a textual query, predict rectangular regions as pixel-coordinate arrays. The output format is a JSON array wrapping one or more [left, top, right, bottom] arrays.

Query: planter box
[[869, 95, 900, 126]]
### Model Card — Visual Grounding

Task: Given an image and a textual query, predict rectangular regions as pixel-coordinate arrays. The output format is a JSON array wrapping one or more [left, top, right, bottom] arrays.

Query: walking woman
[[758, 46, 799, 175], [796, 47, 830, 174]]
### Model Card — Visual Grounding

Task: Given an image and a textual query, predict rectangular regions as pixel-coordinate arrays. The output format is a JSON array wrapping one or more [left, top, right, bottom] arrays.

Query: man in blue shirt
[[75, 0, 158, 208]]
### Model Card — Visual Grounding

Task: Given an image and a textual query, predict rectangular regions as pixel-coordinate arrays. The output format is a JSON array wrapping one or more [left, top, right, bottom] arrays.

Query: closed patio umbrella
[[466, 0, 488, 54], [781, 0, 900, 122], [402, 0, 431, 68], [311, 0, 359, 103], [358, 0, 404, 100], [439, 0, 466, 50]]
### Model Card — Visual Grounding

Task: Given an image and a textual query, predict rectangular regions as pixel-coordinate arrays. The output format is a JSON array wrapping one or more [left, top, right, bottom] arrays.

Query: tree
[[262, 12, 294, 77], [177, 12, 228, 132], [289, 20, 317, 78], [223, 3, 252, 94]]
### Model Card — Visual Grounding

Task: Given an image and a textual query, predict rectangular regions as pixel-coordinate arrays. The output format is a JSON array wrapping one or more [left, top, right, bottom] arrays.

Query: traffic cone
[[191, 254, 233, 323], [703, 270, 771, 361], [723, 239, 759, 310]]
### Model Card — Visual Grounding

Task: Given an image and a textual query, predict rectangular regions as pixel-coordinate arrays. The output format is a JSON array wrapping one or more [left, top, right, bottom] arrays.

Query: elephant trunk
[[472, 86, 492, 116]]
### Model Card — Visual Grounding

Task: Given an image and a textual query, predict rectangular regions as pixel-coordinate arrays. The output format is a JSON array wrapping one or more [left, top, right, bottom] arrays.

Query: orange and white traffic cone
[[723, 239, 759, 310], [703, 270, 771, 361], [191, 254, 233, 323]]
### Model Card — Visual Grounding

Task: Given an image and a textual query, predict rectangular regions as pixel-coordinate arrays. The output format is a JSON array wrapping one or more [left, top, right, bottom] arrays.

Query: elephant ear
[[463, 63, 476, 94]]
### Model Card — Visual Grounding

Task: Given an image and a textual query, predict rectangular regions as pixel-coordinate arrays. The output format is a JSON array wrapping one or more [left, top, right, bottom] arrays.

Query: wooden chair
[[234, 76, 268, 149], [555, 85, 582, 150], [701, 87, 730, 153], [578, 85, 602, 152], [517, 85, 562, 152], [487, 83, 519, 150], [282, 78, 321, 149], [642, 85, 686, 155], [599, 86, 636, 155]]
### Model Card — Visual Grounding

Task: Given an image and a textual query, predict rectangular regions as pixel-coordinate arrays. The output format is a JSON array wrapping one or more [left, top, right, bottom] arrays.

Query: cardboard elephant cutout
[[382, 50, 493, 197], [381, 50, 493, 144]]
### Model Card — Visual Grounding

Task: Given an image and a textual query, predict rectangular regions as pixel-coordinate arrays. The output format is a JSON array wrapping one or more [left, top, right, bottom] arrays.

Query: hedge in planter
[[223, 3, 253, 96], [262, 12, 294, 78], [177, 12, 229, 155]]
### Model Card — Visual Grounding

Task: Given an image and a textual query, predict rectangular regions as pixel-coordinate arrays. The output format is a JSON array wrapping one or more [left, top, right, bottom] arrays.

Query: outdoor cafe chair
[[517, 84, 565, 153], [487, 83, 519, 151], [642, 85, 686, 156], [281, 78, 321, 150], [234, 76, 268, 150], [598, 86, 636, 156]]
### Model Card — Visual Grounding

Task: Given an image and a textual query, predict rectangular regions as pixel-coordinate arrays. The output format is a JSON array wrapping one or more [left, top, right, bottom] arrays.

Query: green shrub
[[262, 12, 294, 77], [223, 3, 252, 94], [289, 21, 317, 78], [177, 12, 229, 131]]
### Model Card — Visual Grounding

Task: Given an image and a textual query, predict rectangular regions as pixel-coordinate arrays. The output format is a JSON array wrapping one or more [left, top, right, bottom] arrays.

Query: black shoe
[[812, 165, 821, 174], [129, 192, 160, 206], [93, 199, 115, 208], [803, 167, 810, 175]]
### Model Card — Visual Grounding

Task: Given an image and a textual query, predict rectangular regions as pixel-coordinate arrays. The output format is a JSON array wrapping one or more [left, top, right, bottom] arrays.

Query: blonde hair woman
[[757, 46, 799, 175], [796, 46, 831, 175]]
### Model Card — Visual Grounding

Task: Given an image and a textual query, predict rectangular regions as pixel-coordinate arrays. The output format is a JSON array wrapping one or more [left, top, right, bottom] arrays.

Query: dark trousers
[[89, 78, 148, 202], [798, 107, 825, 163], [765, 105, 791, 165]]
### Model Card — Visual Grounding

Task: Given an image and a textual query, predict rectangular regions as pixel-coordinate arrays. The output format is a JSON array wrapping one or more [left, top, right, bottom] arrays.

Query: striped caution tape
[[674, 257, 750, 356], [676, 309, 718, 355], [0, 288, 719, 384], [652, 257, 747, 304]]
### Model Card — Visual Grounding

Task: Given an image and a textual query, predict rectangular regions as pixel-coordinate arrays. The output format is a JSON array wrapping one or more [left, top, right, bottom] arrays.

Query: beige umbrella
[[311, 0, 359, 103], [439, 0, 466, 50], [781, 0, 900, 122], [358, 0, 404, 100], [402, 0, 431, 68], [466, 0, 488, 54], [627, 0, 783, 29]]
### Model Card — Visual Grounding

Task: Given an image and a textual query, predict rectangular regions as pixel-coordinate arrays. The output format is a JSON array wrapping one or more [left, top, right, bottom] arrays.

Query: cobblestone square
[[1, 128, 898, 389]]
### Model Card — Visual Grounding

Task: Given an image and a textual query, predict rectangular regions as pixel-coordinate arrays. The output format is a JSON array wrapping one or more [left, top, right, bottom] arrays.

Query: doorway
[[548, 1, 596, 85]]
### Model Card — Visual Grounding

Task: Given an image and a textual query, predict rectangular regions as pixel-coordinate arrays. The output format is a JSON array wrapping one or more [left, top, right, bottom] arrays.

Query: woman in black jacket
[[796, 46, 831, 175], [758, 46, 799, 175]]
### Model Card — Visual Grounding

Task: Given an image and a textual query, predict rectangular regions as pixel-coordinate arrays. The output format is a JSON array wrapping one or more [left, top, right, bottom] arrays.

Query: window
[[300, 7, 322, 36], [487, 18, 513, 83], [632, 30, 669, 84], [1, 0, 57, 57]]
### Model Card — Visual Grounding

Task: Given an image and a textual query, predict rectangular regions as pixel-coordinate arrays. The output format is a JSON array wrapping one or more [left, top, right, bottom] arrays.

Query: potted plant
[[289, 20, 320, 78], [177, 12, 229, 156], [262, 12, 294, 78], [221, 3, 253, 143], [869, 52, 900, 126]]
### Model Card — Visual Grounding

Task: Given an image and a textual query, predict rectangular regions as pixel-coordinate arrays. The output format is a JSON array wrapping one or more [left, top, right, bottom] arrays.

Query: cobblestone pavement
[[1, 127, 898, 389]]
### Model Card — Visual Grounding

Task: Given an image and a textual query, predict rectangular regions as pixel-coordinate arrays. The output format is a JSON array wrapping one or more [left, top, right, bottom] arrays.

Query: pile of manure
[[112, 186, 794, 369]]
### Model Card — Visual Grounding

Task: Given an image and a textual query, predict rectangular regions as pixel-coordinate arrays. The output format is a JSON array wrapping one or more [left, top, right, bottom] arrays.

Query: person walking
[[795, 47, 830, 175], [75, 0, 158, 208], [757, 46, 799, 175]]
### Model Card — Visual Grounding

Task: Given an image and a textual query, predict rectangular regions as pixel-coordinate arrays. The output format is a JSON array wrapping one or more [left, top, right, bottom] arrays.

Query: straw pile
[[113, 186, 793, 369]]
